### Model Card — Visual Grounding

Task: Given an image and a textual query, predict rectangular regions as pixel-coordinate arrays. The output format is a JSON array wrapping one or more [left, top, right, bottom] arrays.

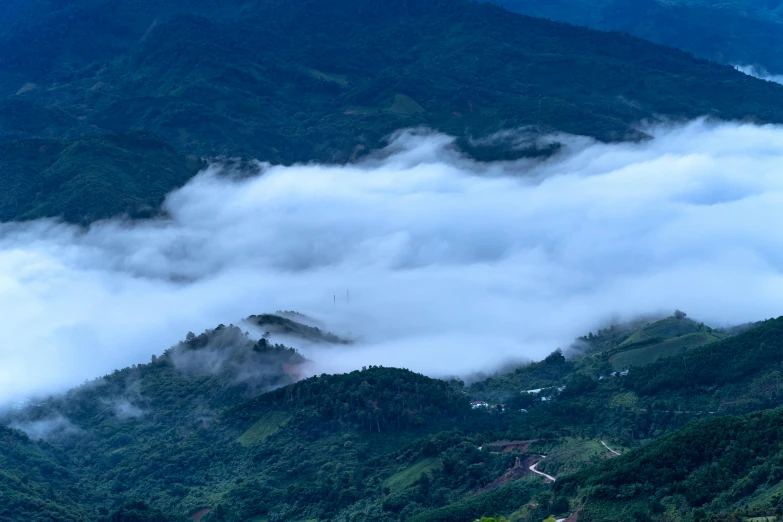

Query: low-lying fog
[[2, 119, 783, 402]]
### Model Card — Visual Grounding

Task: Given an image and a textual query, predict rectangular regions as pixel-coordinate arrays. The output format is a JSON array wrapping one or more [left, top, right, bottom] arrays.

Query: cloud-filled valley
[[3, 119, 783, 403]]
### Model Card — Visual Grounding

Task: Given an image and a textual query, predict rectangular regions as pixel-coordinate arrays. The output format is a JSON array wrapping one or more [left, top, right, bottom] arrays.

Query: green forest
[[3, 0, 783, 222], [496, 0, 783, 75], [3, 0, 783, 521], [4, 312, 783, 521]]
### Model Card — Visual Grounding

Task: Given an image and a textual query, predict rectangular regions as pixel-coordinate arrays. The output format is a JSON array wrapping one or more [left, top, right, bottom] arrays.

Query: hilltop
[[0, 313, 515, 521], [468, 313, 724, 401], [0, 320, 306, 520]]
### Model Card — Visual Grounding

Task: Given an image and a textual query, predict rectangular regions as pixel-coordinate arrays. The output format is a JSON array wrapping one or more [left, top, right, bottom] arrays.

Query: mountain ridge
[[495, 0, 783, 75]]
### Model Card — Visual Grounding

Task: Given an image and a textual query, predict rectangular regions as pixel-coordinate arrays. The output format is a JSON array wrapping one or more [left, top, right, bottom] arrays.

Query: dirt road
[[601, 441, 621, 456], [529, 460, 556, 482]]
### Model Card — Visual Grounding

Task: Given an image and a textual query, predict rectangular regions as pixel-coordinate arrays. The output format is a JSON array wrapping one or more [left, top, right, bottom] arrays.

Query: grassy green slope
[[618, 317, 703, 347], [628, 316, 783, 397], [610, 331, 724, 371]]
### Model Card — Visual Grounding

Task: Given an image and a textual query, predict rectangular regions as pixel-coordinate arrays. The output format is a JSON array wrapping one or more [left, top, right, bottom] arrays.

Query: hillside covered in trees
[[2, 312, 783, 521], [4, 0, 783, 221], [4, 2, 783, 520], [496, 0, 783, 75], [0, 133, 203, 223], [557, 407, 783, 521]]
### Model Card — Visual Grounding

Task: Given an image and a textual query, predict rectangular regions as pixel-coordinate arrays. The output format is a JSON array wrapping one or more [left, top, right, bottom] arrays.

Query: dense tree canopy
[[3, 0, 783, 222]]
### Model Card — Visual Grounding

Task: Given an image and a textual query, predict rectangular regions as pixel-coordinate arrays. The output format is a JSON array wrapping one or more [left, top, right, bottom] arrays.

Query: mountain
[[4, 1, 783, 223], [0, 133, 203, 223], [0, 423, 96, 522], [0, 320, 309, 520], [556, 406, 783, 521], [6, 0, 783, 163], [470, 313, 783, 441], [7, 0, 783, 520], [4, 311, 783, 521], [494, 0, 783, 76], [4, 0, 783, 223], [0, 314, 518, 521]]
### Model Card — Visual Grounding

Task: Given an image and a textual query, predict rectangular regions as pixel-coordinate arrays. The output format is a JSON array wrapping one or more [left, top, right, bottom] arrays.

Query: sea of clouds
[[3, 119, 783, 403]]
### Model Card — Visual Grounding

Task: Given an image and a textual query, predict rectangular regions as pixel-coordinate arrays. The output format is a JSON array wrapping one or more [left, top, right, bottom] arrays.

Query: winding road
[[601, 441, 621, 456], [529, 459, 556, 482]]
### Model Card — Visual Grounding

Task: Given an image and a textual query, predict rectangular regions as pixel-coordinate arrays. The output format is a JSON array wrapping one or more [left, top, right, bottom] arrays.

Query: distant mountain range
[[494, 0, 783, 75]]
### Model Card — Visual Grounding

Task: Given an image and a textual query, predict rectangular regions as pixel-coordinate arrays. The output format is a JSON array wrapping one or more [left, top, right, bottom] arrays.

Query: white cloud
[[108, 398, 145, 420], [10, 414, 80, 440], [735, 64, 783, 85], [2, 119, 783, 402]]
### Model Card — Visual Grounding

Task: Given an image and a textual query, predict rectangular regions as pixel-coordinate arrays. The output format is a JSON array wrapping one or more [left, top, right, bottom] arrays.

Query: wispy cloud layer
[[735, 64, 783, 85], [2, 120, 783, 402]]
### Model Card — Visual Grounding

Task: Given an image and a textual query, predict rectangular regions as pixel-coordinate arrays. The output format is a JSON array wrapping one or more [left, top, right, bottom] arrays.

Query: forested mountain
[[0, 133, 203, 223], [6, 1, 783, 521], [557, 407, 783, 521], [495, 0, 783, 75], [0, 319, 311, 520], [0, 314, 525, 521], [4, 0, 783, 221], [4, 312, 783, 521], [0, 424, 94, 521]]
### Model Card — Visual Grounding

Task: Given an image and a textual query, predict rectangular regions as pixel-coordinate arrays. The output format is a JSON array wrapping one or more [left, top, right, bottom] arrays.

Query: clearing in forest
[[237, 410, 292, 446], [384, 457, 441, 493]]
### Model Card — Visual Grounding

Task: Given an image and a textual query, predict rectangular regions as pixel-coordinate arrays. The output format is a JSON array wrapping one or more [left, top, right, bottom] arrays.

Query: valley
[[2, 0, 783, 521]]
